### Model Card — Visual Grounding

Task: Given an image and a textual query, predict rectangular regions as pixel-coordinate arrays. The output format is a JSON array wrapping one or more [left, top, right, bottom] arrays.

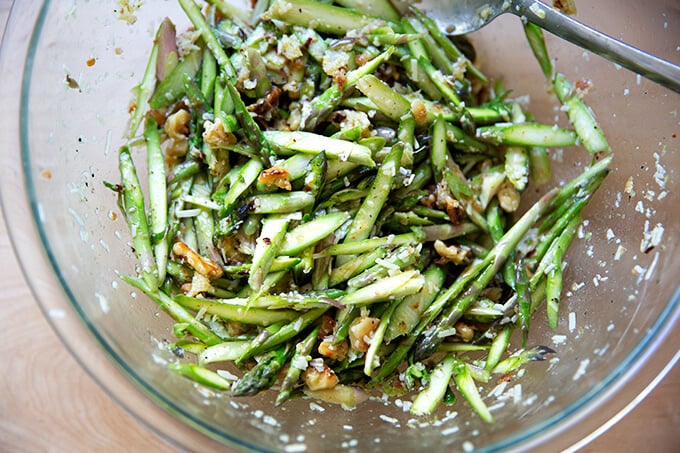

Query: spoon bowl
[[414, 0, 511, 35], [412, 0, 680, 93]]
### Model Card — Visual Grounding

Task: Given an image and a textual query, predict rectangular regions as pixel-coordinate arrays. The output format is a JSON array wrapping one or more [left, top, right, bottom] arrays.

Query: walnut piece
[[164, 109, 191, 158], [172, 241, 223, 280], [303, 359, 339, 391], [348, 316, 380, 353]]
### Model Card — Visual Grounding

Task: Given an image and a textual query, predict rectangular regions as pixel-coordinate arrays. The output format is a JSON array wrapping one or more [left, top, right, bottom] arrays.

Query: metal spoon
[[414, 0, 680, 93]]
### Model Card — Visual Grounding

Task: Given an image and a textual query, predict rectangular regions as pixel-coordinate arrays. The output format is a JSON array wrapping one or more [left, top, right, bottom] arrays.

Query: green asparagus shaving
[[269, 0, 376, 35], [329, 247, 387, 287], [334, 0, 399, 22], [221, 155, 263, 215], [405, 17, 456, 77], [169, 363, 233, 390], [452, 358, 494, 423], [409, 6, 487, 82], [318, 230, 425, 257], [523, 23, 610, 154], [144, 118, 169, 282], [421, 222, 478, 242], [172, 339, 207, 356], [246, 191, 316, 214], [276, 326, 320, 406], [340, 270, 424, 306], [343, 143, 403, 244], [523, 23, 554, 78], [240, 307, 330, 361], [529, 146, 552, 186], [129, 38, 158, 138], [385, 266, 444, 343], [544, 213, 581, 327], [301, 46, 395, 130], [347, 245, 417, 289], [149, 49, 202, 109], [485, 327, 513, 371], [264, 131, 375, 167], [355, 74, 411, 122], [492, 345, 556, 375], [437, 343, 490, 353], [279, 212, 350, 256], [411, 354, 457, 416], [174, 294, 300, 326], [554, 73, 611, 154], [249, 215, 290, 290], [516, 262, 531, 347], [199, 341, 251, 365], [476, 123, 578, 147], [119, 147, 158, 291], [445, 122, 489, 154], [364, 301, 398, 376]]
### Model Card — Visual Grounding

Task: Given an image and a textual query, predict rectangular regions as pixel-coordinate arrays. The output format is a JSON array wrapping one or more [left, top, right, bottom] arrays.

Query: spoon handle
[[512, 0, 680, 93]]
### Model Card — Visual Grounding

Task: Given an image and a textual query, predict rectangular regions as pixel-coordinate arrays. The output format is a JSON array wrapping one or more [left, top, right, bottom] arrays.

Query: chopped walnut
[[258, 166, 292, 191], [216, 235, 249, 265], [497, 180, 521, 212], [411, 99, 428, 127], [202, 118, 237, 149], [331, 109, 371, 138], [172, 241, 223, 280], [318, 314, 336, 339], [181, 272, 214, 297], [164, 109, 191, 158], [434, 182, 465, 224], [348, 316, 380, 353], [481, 286, 503, 302], [321, 49, 350, 78], [318, 339, 349, 361], [303, 359, 339, 391], [277, 34, 303, 60], [249, 86, 282, 119], [433, 240, 472, 265], [574, 78, 593, 97], [553, 0, 577, 15], [454, 321, 475, 342]]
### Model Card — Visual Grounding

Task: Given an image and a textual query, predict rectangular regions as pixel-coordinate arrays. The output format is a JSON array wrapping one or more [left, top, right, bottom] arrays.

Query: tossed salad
[[108, 0, 611, 421]]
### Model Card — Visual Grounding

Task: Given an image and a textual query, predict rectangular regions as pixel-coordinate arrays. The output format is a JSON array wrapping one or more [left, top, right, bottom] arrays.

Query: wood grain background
[[0, 1, 677, 451]]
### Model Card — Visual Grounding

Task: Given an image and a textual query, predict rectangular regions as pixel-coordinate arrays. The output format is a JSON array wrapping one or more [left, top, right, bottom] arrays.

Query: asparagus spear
[[523, 23, 610, 154], [276, 326, 320, 405], [119, 146, 158, 291], [232, 343, 294, 396], [169, 363, 233, 390], [144, 118, 169, 283], [343, 143, 404, 244], [411, 353, 457, 416]]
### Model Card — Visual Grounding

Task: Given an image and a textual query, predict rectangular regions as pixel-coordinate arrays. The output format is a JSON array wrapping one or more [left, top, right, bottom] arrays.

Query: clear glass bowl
[[0, 1, 678, 451]]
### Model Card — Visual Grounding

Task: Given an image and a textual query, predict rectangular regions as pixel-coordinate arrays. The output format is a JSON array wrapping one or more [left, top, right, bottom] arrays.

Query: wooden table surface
[[0, 1, 677, 451]]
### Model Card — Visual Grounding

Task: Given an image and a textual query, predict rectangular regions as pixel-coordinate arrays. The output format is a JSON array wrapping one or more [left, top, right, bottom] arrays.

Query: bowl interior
[[1, 0, 679, 451]]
